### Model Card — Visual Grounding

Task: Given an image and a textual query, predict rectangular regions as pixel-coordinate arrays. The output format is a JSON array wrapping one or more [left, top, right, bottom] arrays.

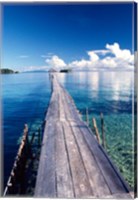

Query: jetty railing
[[3, 123, 42, 196], [3, 124, 30, 195], [86, 109, 106, 148]]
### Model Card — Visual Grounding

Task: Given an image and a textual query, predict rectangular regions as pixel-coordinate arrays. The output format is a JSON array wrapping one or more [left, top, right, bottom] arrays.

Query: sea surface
[[1, 71, 134, 190]]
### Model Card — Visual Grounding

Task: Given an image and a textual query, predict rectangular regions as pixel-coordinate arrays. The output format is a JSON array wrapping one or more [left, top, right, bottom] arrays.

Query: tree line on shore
[[0, 68, 19, 74]]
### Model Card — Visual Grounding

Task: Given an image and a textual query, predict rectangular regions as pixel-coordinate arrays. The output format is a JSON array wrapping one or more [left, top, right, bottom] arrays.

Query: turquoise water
[[57, 71, 134, 187], [2, 73, 51, 188], [2, 71, 134, 189]]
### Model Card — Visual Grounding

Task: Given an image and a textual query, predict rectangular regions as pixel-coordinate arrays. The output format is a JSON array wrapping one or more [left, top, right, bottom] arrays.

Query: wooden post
[[38, 127, 41, 146], [24, 124, 28, 137], [92, 118, 101, 144], [86, 107, 89, 125], [23, 124, 29, 148], [100, 113, 106, 148], [30, 132, 35, 145]]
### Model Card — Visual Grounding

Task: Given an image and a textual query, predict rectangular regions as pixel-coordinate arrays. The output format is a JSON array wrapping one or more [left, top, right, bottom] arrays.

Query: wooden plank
[[60, 90, 111, 196], [69, 120, 111, 197], [34, 121, 56, 197], [58, 80, 131, 196], [34, 73, 131, 198], [60, 87, 80, 122], [59, 90, 66, 121], [62, 121, 93, 198], [63, 90, 81, 122], [55, 121, 74, 198], [78, 122, 131, 195], [60, 90, 73, 121], [45, 91, 59, 122]]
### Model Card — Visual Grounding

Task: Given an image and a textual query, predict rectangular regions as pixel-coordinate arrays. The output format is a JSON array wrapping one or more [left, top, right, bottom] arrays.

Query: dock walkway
[[34, 73, 131, 198]]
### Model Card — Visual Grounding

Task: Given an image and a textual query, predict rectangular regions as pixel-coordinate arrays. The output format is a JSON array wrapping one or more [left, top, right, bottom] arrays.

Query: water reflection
[[57, 73, 66, 84], [58, 71, 134, 187], [58, 71, 133, 114]]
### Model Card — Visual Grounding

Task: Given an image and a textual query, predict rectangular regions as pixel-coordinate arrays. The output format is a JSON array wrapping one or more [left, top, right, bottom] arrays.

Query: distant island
[[60, 69, 72, 73], [48, 68, 72, 73], [0, 68, 19, 74]]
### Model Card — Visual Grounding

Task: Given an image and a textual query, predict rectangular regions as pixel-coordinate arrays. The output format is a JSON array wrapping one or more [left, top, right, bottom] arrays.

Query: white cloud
[[67, 42, 134, 71], [43, 43, 134, 71], [45, 55, 66, 70], [87, 51, 99, 61], [22, 43, 134, 72], [106, 43, 134, 64]]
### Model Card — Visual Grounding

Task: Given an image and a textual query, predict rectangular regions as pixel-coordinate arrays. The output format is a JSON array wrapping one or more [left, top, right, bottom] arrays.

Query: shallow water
[[57, 71, 134, 187], [1, 71, 134, 189]]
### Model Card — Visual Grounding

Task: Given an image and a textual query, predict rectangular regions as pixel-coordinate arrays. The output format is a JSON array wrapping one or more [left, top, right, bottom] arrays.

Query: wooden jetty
[[34, 73, 132, 198]]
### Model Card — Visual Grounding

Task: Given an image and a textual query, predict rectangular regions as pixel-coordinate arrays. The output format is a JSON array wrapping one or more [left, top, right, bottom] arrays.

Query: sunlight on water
[[58, 71, 134, 188], [2, 71, 134, 189]]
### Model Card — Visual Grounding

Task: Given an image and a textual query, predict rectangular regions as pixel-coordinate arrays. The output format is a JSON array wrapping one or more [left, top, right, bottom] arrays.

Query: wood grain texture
[[34, 73, 131, 198], [55, 121, 74, 198]]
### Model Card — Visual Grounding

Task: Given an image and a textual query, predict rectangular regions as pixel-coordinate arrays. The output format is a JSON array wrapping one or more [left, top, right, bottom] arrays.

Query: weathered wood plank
[[69, 120, 111, 197], [34, 73, 131, 198], [60, 89, 111, 197], [59, 90, 66, 121], [34, 121, 57, 197], [78, 122, 131, 195], [55, 121, 74, 198], [60, 90, 74, 121], [57, 77, 131, 196], [45, 91, 59, 122], [63, 89, 81, 122], [62, 121, 93, 198]]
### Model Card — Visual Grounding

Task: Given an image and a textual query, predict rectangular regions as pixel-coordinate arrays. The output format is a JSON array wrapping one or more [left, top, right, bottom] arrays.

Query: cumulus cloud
[[45, 55, 67, 69], [42, 42, 134, 71], [106, 43, 134, 63], [22, 43, 134, 72], [87, 51, 99, 61]]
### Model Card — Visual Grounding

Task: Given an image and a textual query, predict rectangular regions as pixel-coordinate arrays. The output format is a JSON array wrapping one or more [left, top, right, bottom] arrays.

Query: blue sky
[[2, 3, 134, 71]]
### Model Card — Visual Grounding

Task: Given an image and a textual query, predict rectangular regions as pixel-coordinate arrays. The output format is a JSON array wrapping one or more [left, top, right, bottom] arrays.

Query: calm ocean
[[1, 71, 134, 189]]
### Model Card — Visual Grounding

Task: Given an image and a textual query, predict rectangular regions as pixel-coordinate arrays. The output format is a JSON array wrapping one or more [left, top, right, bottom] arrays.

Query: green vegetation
[[0, 68, 19, 74], [60, 68, 72, 73]]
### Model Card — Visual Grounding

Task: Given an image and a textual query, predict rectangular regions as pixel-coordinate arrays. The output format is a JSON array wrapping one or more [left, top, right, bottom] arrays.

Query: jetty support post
[[38, 127, 41, 146], [92, 118, 101, 144], [100, 113, 106, 148]]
